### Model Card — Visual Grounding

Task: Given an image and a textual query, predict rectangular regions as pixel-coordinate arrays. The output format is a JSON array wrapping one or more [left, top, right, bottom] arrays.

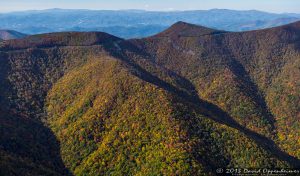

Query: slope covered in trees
[[0, 21, 299, 175], [131, 21, 300, 159]]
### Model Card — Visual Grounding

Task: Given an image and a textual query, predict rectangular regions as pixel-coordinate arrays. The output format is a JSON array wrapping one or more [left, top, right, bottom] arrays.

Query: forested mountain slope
[[0, 21, 299, 175], [132, 21, 300, 159]]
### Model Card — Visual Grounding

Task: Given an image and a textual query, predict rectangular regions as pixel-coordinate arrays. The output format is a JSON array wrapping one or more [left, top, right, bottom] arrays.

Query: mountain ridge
[[0, 21, 299, 175], [131, 20, 300, 164], [0, 32, 122, 51], [0, 30, 27, 40]]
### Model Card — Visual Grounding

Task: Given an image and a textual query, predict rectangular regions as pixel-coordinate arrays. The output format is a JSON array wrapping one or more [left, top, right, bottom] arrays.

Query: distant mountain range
[[0, 9, 299, 38], [0, 30, 26, 40], [0, 20, 299, 175]]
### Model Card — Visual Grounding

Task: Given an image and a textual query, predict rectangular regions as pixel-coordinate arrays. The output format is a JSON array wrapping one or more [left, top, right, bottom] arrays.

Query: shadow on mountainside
[[0, 111, 73, 176], [226, 50, 277, 133], [0, 52, 72, 175], [137, 63, 300, 168], [106, 42, 300, 168], [198, 100, 300, 168]]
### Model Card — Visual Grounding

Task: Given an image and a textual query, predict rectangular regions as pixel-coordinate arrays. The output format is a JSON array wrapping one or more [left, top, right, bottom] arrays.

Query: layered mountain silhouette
[[0, 30, 27, 40], [0, 21, 299, 175], [1, 9, 299, 38]]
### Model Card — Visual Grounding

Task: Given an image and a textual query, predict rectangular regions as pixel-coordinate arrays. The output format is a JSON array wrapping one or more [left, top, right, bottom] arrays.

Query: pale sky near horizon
[[0, 0, 299, 13]]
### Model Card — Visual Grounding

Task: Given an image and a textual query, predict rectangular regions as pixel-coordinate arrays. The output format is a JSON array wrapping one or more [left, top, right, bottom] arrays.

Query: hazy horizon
[[0, 0, 299, 13], [1, 8, 300, 15]]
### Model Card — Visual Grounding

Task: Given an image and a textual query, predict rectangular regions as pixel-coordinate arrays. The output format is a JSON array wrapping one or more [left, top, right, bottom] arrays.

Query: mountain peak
[[154, 21, 226, 38], [172, 21, 196, 27]]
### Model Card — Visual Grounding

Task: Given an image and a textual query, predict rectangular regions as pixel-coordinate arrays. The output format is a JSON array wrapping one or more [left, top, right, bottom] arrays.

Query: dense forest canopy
[[0, 21, 299, 175]]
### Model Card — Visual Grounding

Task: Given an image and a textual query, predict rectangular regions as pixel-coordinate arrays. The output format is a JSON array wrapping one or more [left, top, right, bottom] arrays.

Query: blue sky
[[0, 0, 299, 13]]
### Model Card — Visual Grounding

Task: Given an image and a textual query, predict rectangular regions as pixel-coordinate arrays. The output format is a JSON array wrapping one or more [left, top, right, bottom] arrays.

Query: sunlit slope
[[132, 21, 300, 159], [0, 21, 299, 175], [46, 55, 289, 175]]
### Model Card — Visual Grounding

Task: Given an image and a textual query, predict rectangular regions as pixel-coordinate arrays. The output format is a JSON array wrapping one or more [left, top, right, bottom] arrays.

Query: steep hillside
[[45, 57, 289, 175], [0, 32, 122, 175], [131, 21, 300, 159], [0, 30, 27, 40], [0, 21, 299, 175]]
